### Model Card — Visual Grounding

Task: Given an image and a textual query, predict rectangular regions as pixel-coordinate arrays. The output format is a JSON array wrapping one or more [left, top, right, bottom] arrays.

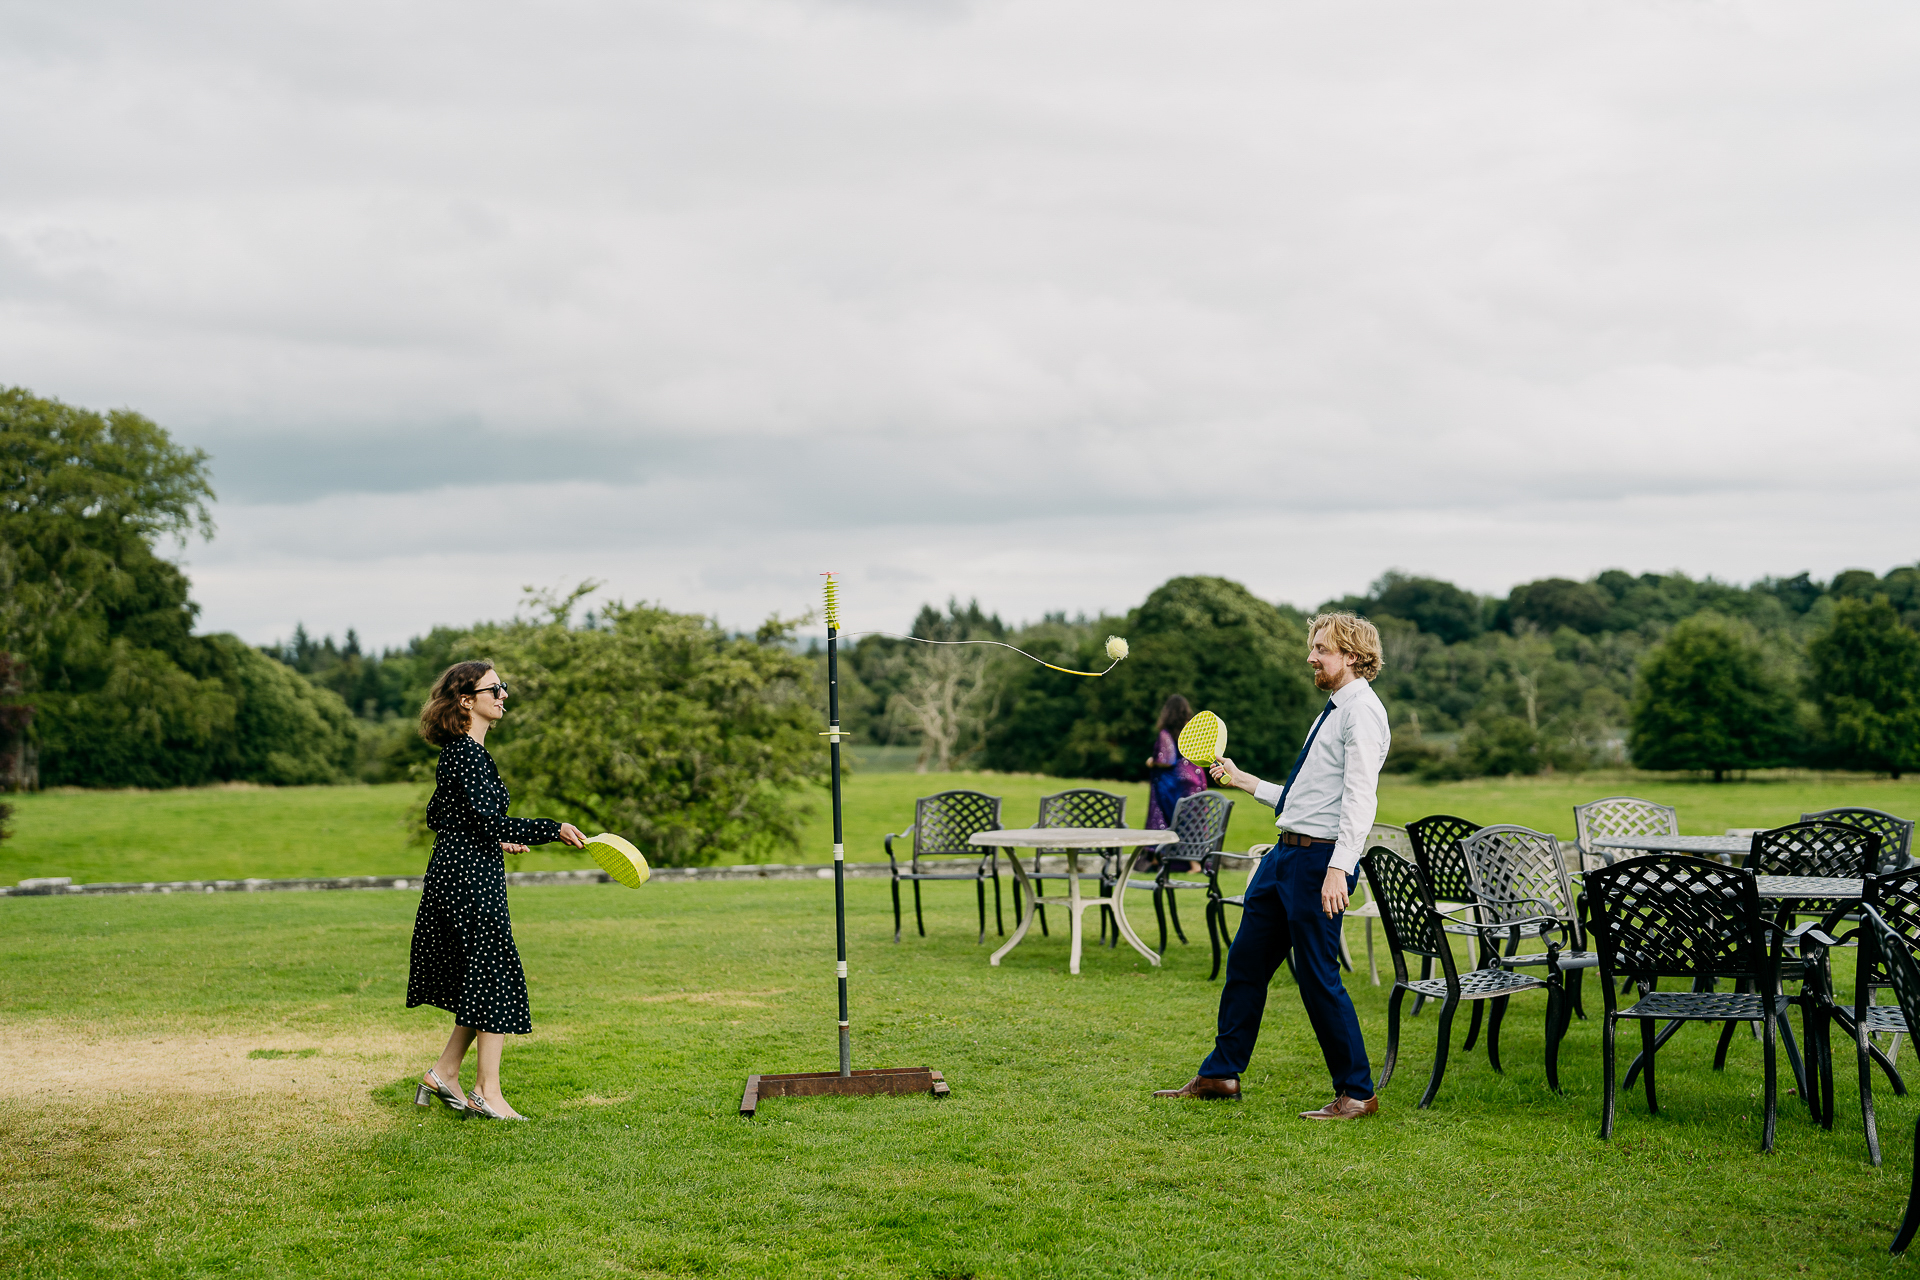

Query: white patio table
[[970, 828, 1181, 975]]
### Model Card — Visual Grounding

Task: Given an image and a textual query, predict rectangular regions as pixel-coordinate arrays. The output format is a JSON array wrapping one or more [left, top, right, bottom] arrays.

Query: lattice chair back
[[1407, 815, 1482, 904], [1165, 791, 1233, 867], [1861, 903, 1920, 1251], [1367, 822, 1415, 863], [1860, 870, 1920, 988], [912, 791, 1004, 869], [1585, 855, 1767, 986], [1461, 825, 1579, 942], [1749, 821, 1878, 917], [1573, 796, 1679, 871], [1803, 808, 1915, 874], [1036, 789, 1126, 860], [1362, 845, 1451, 976], [1865, 905, 1920, 1086]]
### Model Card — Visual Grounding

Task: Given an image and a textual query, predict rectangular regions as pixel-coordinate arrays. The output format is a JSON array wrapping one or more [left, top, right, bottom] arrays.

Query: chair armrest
[[1217, 850, 1266, 865], [1434, 900, 1566, 937], [1434, 897, 1558, 923], [884, 830, 913, 867], [1787, 919, 1846, 949]]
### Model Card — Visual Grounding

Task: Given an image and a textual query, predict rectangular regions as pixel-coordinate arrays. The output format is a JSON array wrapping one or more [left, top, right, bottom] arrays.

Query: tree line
[[833, 567, 1920, 783], [5, 384, 1917, 862]]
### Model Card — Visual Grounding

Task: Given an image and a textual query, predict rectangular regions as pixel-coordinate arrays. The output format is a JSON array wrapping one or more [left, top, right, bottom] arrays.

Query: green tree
[[1807, 597, 1920, 778], [1346, 572, 1484, 644], [0, 387, 214, 690], [475, 589, 826, 867], [982, 576, 1317, 779], [1499, 577, 1612, 635], [1628, 613, 1797, 781], [5, 387, 363, 788]]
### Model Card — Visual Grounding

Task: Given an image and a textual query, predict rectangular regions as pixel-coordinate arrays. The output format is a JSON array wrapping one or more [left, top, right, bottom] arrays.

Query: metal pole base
[[739, 1068, 949, 1118]]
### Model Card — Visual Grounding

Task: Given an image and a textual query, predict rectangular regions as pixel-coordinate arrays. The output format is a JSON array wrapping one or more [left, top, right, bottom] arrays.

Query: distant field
[[4, 768, 1917, 886]]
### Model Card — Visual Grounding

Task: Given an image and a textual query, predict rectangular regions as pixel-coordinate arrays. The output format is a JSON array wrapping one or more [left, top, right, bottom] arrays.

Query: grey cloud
[[5, 0, 1920, 646]]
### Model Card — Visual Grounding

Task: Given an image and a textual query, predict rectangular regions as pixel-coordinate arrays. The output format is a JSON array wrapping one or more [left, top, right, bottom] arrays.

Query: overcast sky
[[5, 0, 1918, 650]]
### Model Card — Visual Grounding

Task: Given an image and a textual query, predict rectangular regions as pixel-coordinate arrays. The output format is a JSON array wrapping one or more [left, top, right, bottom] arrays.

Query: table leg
[[1067, 851, 1085, 975], [989, 849, 1038, 967], [1105, 855, 1162, 967]]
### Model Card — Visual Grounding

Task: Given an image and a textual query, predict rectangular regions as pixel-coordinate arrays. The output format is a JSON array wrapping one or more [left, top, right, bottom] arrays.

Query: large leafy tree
[[474, 590, 827, 866], [1, 387, 214, 689], [1808, 596, 1920, 778], [1628, 613, 1797, 780], [4, 387, 359, 787]]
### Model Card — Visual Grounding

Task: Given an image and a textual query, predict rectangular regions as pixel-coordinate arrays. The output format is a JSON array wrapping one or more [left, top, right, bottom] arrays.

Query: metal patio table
[[1592, 834, 1754, 866], [1757, 875, 1865, 905], [970, 828, 1180, 975]]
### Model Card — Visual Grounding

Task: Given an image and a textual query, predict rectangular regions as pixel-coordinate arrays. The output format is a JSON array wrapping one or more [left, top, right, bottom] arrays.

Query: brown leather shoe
[[1299, 1093, 1378, 1120], [1152, 1075, 1240, 1100]]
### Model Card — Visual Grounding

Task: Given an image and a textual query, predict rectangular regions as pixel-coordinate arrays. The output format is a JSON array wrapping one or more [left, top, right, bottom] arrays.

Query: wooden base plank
[[739, 1067, 949, 1117]]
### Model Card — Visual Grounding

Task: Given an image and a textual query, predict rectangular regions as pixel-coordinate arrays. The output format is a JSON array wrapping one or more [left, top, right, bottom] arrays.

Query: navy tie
[[1275, 698, 1337, 814]]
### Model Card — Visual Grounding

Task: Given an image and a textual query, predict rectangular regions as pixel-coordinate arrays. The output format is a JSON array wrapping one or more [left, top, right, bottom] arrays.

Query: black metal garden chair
[[1125, 791, 1233, 959], [1461, 825, 1600, 1035], [1363, 845, 1567, 1108], [1406, 814, 1484, 1019], [1802, 807, 1914, 874], [1856, 905, 1920, 1253], [1616, 823, 1872, 1106], [1346, 823, 1414, 984], [1203, 844, 1267, 981], [884, 790, 1004, 944], [1709, 821, 1877, 1087], [1585, 854, 1791, 1152], [1026, 788, 1127, 941], [1811, 867, 1920, 1165]]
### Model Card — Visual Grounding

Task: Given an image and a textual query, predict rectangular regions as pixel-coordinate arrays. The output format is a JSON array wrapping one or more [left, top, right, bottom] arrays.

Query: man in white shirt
[[1153, 612, 1391, 1119]]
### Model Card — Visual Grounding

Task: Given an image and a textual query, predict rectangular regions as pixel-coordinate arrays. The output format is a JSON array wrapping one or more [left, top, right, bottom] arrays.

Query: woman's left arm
[[1148, 730, 1177, 769]]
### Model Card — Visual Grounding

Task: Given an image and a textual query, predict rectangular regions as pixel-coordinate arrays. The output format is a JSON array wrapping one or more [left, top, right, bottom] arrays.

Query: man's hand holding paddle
[[1207, 756, 1254, 793]]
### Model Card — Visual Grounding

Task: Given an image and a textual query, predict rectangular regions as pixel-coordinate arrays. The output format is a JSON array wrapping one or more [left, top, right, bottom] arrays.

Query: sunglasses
[[473, 683, 509, 700]]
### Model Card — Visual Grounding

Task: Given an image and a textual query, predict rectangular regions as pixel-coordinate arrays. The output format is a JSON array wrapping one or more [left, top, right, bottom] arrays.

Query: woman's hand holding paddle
[[558, 823, 587, 848]]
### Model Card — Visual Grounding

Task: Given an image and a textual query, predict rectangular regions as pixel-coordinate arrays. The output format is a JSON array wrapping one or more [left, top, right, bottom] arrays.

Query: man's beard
[[1312, 666, 1338, 690]]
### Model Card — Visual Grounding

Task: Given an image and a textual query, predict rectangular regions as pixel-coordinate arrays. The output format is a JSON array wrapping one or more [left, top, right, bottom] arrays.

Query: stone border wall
[[0, 862, 908, 897]]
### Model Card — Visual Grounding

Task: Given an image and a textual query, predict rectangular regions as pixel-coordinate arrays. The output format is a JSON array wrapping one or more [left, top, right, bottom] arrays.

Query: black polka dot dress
[[406, 734, 561, 1035]]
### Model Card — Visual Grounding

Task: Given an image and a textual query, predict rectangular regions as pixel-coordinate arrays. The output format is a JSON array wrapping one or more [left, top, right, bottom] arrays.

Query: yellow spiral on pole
[[822, 573, 840, 631]]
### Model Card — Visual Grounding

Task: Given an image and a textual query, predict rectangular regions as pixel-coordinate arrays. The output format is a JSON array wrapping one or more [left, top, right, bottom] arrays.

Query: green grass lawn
[[5, 769, 1917, 888], [3, 875, 1916, 1278]]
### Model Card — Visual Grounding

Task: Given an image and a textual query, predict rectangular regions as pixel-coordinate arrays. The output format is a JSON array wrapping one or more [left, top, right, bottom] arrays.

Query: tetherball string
[[837, 633, 1121, 679]]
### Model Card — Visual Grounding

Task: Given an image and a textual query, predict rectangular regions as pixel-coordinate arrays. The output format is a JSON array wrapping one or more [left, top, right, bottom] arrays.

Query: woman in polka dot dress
[[408, 660, 585, 1121]]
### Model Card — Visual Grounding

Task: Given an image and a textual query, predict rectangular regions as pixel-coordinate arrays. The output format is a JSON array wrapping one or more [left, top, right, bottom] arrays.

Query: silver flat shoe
[[466, 1088, 530, 1121], [414, 1068, 469, 1113]]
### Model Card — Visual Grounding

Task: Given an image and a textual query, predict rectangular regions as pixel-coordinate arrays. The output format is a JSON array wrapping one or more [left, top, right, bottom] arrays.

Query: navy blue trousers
[[1199, 841, 1375, 1099]]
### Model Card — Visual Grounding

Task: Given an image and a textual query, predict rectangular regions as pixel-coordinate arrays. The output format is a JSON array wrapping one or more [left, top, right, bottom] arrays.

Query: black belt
[[1273, 832, 1332, 848]]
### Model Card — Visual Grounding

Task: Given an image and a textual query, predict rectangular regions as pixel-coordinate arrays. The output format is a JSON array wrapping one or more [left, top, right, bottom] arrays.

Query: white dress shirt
[[1250, 677, 1391, 875]]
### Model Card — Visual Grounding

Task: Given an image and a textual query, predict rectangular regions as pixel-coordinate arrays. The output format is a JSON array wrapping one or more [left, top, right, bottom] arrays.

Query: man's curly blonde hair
[[1307, 611, 1383, 681]]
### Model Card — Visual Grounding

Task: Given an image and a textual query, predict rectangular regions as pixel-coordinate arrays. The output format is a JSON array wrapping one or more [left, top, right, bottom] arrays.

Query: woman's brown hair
[[419, 660, 496, 747], [1154, 694, 1194, 739]]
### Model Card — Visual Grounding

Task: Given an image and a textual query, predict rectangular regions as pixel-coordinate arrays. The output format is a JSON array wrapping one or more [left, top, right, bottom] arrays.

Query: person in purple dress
[[1144, 695, 1208, 866]]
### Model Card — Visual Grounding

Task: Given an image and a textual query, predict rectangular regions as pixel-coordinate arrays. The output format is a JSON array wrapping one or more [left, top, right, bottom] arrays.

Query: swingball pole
[[738, 573, 949, 1118]]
